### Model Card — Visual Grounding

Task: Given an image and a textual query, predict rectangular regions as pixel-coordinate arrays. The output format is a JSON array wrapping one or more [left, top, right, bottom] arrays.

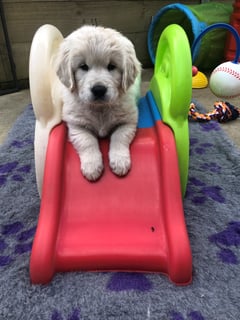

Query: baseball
[[209, 61, 240, 98]]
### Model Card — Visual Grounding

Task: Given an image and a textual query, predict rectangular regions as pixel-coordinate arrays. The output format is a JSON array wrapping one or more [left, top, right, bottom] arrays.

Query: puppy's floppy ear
[[122, 44, 141, 92], [55, 41, 76, 91]]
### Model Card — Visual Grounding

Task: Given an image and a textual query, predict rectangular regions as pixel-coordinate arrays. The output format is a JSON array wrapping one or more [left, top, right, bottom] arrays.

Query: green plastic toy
[[150, 24, 192, 195]]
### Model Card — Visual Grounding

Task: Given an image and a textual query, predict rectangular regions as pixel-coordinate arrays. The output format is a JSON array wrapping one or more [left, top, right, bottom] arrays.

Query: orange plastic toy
[[29, 24, 192, 285]]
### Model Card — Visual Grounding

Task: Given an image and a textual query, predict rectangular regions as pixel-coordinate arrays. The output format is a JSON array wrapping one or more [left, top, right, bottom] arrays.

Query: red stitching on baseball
[[212, 66, 240, 80]]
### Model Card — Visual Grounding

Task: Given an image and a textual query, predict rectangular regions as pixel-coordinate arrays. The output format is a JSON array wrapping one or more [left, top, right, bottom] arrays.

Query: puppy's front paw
[[81, 156, 104, 181], [109, 151, 131, 177]]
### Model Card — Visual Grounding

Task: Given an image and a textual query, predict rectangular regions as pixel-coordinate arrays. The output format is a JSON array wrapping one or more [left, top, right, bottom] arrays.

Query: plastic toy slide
[[29, 24, 192, 285]]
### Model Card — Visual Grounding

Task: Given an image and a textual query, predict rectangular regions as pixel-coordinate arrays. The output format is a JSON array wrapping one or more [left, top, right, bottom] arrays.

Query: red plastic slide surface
[[30, 119, 192, 285]]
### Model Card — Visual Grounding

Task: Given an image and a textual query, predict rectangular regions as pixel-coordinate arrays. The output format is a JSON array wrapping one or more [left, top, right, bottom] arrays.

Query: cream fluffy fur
[[55, 25, 141, 181]]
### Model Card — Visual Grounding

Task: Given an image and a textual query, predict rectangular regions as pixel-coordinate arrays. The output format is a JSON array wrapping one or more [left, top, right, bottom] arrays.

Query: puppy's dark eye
[[79, 64, 89, 71], [107, 63, 116, 71]]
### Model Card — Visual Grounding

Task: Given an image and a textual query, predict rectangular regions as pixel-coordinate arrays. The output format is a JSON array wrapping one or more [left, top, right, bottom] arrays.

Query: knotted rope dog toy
[[189, 101, 240, 123]]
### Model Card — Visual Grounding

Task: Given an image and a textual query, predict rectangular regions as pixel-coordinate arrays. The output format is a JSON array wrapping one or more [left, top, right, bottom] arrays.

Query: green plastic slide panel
[[150, 24, 192, 196]]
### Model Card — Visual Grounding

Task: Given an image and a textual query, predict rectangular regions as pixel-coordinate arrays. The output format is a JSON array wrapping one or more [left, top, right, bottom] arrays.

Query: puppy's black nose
[[91, 85, 107, 99]]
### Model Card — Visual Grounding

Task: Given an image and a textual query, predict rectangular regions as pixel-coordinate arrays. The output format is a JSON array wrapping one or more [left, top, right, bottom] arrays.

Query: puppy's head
[[55, 25, 141, 105]]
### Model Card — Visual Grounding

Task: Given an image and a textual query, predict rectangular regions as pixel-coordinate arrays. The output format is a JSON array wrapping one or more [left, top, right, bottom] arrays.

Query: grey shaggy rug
[[0, 103, 240, 320]]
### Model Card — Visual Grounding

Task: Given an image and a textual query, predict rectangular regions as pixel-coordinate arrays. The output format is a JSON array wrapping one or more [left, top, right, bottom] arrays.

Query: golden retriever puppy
[[55, 25, 141, 181]]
